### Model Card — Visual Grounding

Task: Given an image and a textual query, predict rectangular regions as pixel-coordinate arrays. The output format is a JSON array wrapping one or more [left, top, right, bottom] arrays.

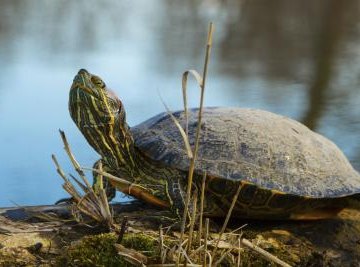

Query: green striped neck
[[92, 117, 176, 203], [68, 69, 175, 191]]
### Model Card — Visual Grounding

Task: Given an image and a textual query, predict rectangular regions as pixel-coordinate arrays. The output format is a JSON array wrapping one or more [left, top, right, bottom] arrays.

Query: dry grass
[[52, 130, 114, 231]]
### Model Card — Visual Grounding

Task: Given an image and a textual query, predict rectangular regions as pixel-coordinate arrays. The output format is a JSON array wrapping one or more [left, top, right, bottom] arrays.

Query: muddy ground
[[0, 201, 360, 266]]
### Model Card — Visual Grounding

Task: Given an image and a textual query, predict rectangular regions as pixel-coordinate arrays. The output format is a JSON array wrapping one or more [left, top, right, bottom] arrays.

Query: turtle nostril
[[73, 69, 89, 86], [78, 69, 88, 75]]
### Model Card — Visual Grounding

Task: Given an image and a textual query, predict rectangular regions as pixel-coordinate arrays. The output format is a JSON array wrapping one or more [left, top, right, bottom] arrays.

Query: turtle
[[68, 68, 360, 220]]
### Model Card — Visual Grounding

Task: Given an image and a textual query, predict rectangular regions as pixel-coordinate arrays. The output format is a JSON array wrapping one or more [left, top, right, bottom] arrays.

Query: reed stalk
[[177, 21, 214, 265]]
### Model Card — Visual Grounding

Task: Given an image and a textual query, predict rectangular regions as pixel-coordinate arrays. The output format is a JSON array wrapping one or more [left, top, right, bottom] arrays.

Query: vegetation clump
[[58, 233, 122, 266], [57, 232, 160, 266], [121, 233, 159, 258]]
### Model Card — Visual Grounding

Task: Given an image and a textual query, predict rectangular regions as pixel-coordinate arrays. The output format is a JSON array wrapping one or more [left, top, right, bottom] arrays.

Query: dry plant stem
[[206, 251, 213, 267], [159, 226, 165, 264], [178, 21, 214, 263], [182, 69, 203, 137], [117, 216, 128, 243], [51, 154, 82, 202], [176, 239, 188, 264], [84, 167, 145, 191], [241, 238, 292, 267], [187, 192, 198, 253], [115, 243, 148, 265], [100, 190, 113, 226], [229, 224, 247, 234], [51, 154, 69, 183], [211, 183, 242, 258], [66, 176, 102, 217], [59, 130, 92, 189], [237, 237, 241, 267], [179, 246, 194, 265], [97, 160, 104, 189], [69, 174, 88, 192], [197, 172, 206, 245], [97, 161, 113, 226], [148, 265, 202, 267], [215, 249, 231, 266], [160, 97, 193, 159], [203, 218, 209, 267], [215, 238, 241, 265]]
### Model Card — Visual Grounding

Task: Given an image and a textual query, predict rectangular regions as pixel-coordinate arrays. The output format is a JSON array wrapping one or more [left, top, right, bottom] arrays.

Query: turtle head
[[69, 69, 125, 129], [69, 69, 133, 170]]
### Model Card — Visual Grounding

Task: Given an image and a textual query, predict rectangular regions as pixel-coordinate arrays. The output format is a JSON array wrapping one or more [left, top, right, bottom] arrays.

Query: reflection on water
[[0, 0, 359, 206]]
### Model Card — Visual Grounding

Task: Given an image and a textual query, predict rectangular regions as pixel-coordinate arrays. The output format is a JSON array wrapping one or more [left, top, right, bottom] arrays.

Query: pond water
[[0, 0, 359, 207]]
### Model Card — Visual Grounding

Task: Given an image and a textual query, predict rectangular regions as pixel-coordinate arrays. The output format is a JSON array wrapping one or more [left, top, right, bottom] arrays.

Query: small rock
[[26, 242, 43, 253]]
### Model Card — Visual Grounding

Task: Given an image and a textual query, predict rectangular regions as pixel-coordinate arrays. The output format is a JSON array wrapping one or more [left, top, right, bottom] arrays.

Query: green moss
[[121, 233, 158, 258], [57, 232, 160, 266], [57, 233, 123, 267]]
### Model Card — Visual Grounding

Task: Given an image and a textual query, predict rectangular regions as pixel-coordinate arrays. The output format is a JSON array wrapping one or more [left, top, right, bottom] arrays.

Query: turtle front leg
[[166, 175, 198, 221], [92, 159, 116, 202], [166, 178, 186, 218]]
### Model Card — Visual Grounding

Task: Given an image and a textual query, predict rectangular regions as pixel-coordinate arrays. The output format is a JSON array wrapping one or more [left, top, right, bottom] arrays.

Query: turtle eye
[[91, 75, 106, 88]]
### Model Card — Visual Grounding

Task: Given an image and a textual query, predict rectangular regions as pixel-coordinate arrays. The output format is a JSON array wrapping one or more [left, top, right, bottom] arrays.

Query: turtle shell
[[131, 107, 360, 198]]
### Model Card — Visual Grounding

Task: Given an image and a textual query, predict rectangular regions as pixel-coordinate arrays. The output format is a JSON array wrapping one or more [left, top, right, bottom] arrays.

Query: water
[[0, 0, 359, 207]]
